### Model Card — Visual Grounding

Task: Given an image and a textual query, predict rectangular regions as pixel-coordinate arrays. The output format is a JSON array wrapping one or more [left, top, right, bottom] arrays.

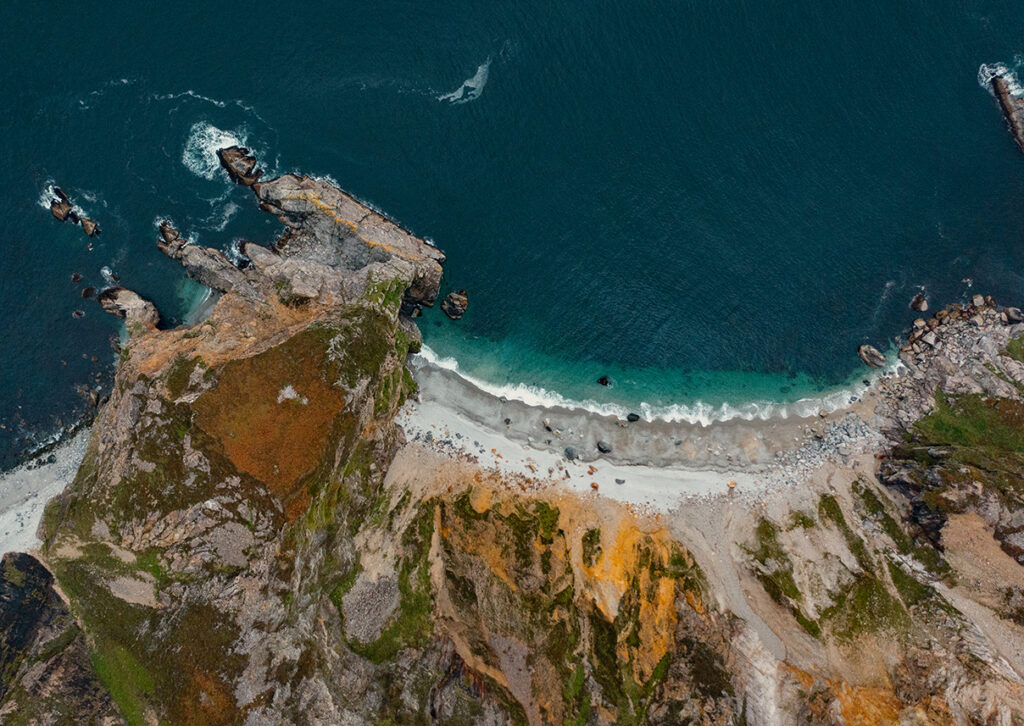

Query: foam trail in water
[[182, 121, 247, 180], [414, 345, 898, 426], [438, 58, 491, 104]]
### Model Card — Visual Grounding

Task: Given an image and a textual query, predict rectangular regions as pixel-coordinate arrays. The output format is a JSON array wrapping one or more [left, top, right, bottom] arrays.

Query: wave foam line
[[182, 121, 247, 181], [979, 60, 1024, 97], [438, 58, 491, 104], [414, 345, 896, 426]]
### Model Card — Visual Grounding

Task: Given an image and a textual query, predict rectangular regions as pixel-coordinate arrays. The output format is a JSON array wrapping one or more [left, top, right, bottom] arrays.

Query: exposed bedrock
[[217, 145, 262, 186], [441, 289, 469, 319]]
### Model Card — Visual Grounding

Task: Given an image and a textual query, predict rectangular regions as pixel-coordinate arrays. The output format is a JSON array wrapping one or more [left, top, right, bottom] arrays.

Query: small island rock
[[441, 290, 469, 320], [910, 292, 928, 312]]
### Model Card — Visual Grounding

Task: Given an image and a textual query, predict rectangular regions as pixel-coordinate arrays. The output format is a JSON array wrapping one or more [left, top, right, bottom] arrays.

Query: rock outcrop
[[992, 74, 1024, 152], [217, 146, 262, 186], [441, 289, 469, 319]]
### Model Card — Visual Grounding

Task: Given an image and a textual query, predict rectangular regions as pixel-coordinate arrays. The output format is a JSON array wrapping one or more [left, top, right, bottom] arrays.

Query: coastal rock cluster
[[5, 147, 1024, 725], [46, 186, 100, 238]]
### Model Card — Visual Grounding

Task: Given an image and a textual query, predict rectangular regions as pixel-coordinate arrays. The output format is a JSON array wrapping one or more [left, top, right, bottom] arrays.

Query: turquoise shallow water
[[3, 2, 1024, 464]]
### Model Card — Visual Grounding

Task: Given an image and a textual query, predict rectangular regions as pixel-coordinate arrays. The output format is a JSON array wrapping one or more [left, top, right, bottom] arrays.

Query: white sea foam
[[37, 181, 90, 218], [438, 58, 491, 104], [414, 345, 896, 426], [182, 121, 247, 180], [978, 60, 1024, 96]]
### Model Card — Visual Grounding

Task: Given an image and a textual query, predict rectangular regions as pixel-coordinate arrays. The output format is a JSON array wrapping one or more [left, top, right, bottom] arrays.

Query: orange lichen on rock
[[193, 326, 346, 520]]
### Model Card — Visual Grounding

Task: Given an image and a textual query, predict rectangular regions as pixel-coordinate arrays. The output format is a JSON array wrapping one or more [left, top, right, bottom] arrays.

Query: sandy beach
[[400, 353, 894, 511], [0, 428, 89, 556]]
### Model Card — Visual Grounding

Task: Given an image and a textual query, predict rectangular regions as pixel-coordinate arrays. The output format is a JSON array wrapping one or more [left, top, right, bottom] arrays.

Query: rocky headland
[[2, 148, 1024, 725]]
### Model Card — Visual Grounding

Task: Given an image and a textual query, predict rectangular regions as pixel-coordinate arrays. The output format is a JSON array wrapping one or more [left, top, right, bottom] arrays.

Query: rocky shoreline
[[4, 144, 1024, 723]]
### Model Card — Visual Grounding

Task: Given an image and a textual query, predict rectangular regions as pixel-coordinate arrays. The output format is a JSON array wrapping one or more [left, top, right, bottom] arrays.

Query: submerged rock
[[218, 145, 262, 186], [857, 344, 886, 369], [441, 289, 469, 320], [1006, 306, 1023, 324], [910, 292, 928, 312], [597, 375, 611, 386]]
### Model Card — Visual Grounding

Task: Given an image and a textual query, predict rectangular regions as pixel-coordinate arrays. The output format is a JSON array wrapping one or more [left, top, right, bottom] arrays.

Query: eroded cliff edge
[[2, 150, 1024, 725]]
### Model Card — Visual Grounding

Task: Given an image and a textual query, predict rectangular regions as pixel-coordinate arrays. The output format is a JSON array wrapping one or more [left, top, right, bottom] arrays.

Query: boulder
[[596, 440, 612, 454], [564, 446, 577, 461], [81, 286, 96, 298], [80, 218, 100, 237], [218, 146, 262, 186], [1006, 307, 1023, 324], [972, 294, 985, 308], [50, 197, 72, 222], [441, 290, 469, 320], [991, 74, 1024, 152], [858, 344, 887, 369], [910, 292, 928, 312], [626, 413, 640, 423], [597, 375, 611, 386]]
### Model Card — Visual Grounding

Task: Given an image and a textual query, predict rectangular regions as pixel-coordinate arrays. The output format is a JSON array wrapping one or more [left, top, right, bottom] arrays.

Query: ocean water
[[3, 1, 1024, 465]]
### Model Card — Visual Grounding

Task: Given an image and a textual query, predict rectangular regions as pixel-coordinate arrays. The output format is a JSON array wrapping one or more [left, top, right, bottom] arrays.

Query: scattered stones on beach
[[441, 290, 469, 320], [596, 440, 612, 453], [217, 146, 262, 186], [857, 344, 886, 368], [910, 292, 927, 312]]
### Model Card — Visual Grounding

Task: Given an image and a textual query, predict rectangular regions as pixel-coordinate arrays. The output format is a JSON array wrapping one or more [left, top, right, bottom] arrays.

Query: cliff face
[[3, 153, 1024, 725]]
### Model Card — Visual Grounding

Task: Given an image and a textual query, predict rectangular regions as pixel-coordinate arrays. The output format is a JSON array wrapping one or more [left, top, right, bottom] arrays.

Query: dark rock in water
[[564, 446, 577, 461], [991, 74, 1024, 152], [68, 210, 80, 224], [79, 217, 99, 237], [626, 413, 640, 423], [910, 292, 927, 312], [857, 344, 886, 369], [597, 375, 611, 386], [50, 197, 72, 222], [503, 418, 511, 425], [615, 478, 626, 485], [81, 286, 96, 298], [71, 309, 84, 319], [441, 289, 469, 320], [218, 145, 262, 186], [159, 220, 182, 246], [53, 186, 70, 203], [1006, 307, 1023, 324], [597, 440, 612, 453], [71, 272, 82, 283]]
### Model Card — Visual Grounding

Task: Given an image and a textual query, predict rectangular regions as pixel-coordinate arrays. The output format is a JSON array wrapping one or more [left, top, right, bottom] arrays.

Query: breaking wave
[[182, 121, 247, 180], [413, 344, 896, 426], [978, 60, 1024, 96]]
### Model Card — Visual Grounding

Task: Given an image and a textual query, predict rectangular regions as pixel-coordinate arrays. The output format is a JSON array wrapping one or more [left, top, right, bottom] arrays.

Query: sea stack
[[991, 74, 1024, 152], [441, 289, 469, 319]]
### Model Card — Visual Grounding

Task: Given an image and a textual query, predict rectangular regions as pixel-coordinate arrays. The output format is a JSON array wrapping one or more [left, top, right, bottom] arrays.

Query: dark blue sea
[[3, 1, 1024, 466]]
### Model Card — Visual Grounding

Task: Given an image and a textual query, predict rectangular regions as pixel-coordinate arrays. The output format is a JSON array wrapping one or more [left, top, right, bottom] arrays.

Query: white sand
[[399, 400, 759, 511], [0, 429, 90, 556]]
